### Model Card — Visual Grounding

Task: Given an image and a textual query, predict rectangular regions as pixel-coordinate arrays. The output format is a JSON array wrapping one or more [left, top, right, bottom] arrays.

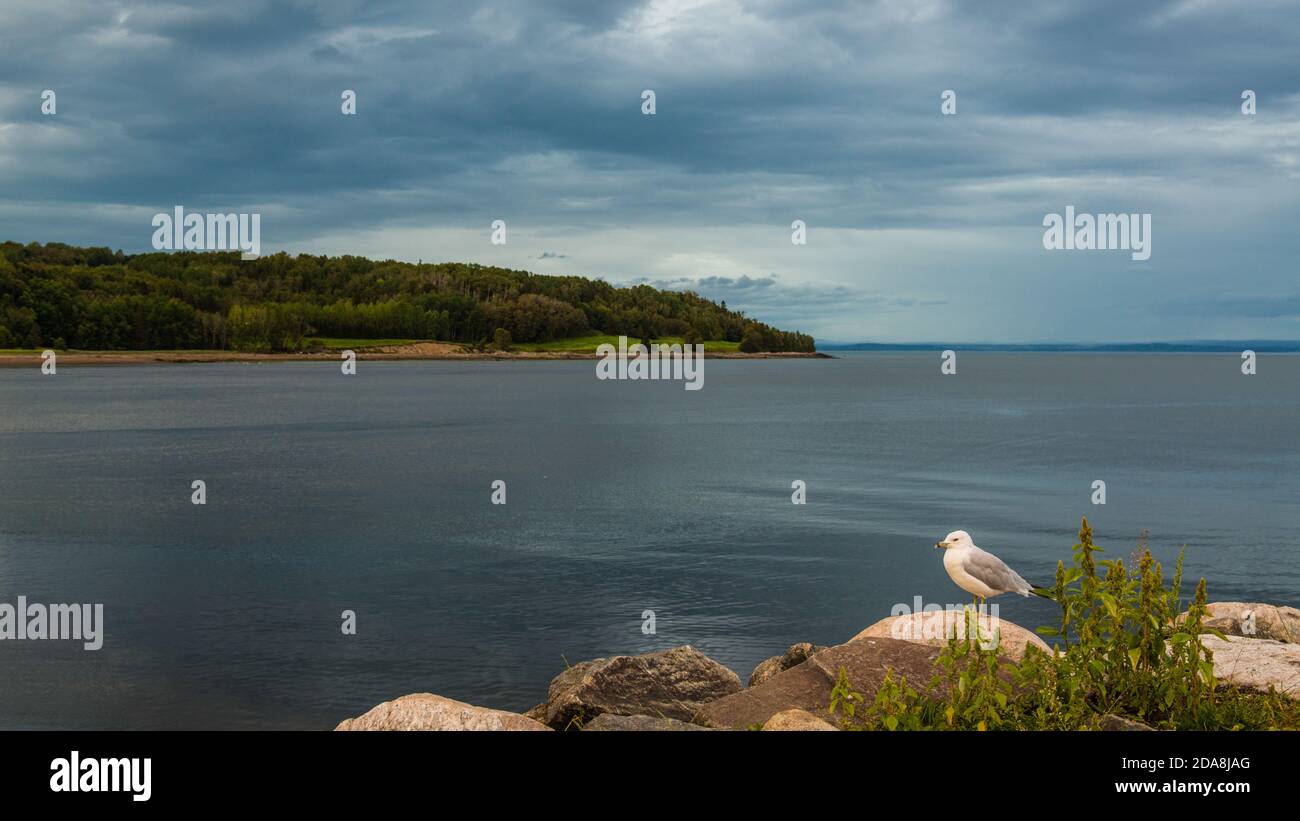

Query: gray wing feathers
[[963, 548, 1033, 596]]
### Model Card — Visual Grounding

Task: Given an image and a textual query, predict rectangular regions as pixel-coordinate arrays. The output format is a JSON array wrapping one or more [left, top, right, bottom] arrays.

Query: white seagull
[[934, 530, 1045, 605]]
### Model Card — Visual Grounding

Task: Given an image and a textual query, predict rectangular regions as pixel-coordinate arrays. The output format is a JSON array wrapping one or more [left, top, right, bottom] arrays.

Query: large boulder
[[543, 645, 742, 730], [852, 610, 1050, 662], [582, 714, 714, 731], [1183, 602, 1300, 644], [693, 636, 946, 729], [761, 708, 838, 731], [1091, 714, 1155, 731], [1201, 635, 1300, 697], [335, 693, 551, 731], [748, 642, 826, 687]]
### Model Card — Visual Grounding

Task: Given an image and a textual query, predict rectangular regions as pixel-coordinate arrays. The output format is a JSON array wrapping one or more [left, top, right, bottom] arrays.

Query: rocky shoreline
[[334, 602, 1300, 731]]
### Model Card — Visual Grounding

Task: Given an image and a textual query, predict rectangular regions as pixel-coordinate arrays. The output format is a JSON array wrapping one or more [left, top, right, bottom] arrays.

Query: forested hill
[[0, 242, 815, 353]]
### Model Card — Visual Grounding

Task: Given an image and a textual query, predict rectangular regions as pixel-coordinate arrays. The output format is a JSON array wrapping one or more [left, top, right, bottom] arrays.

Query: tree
[[492, 327, 512, 351], [0, 242, 813, 353]]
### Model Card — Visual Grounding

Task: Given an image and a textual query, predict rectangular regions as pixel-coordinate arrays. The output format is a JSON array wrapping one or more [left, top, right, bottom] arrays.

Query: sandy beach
[[0, 341, 831, 367]]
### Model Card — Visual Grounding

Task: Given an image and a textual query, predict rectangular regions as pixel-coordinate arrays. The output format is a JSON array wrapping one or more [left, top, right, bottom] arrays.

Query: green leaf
[[1128, 648, 1141, 670], [1035, 626, 1059, 636], [1098, 592, 1120, 619]]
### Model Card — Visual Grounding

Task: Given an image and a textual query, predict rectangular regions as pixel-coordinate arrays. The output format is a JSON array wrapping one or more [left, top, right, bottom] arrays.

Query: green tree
[[0, 242, 814, 353]]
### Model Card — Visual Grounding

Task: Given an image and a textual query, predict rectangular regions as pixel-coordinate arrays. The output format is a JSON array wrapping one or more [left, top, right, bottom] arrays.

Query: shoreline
[[0, 342, 832, 368], [335, 601, 1300, 731]]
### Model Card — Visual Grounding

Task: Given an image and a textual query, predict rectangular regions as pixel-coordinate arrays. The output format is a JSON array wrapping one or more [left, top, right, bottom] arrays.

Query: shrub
[[1017, 518, 1214, 727], [829, 517, 1300, 730]]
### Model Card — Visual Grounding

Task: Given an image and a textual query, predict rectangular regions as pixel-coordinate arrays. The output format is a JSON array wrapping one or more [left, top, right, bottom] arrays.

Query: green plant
[[1018, 517, 1221, 728], [828, 517, 1300, 730], [827, 666, 865, 727], [828, 666, 933, 731], [932, 606, 1015, 730], [867, 670, 930, 731]]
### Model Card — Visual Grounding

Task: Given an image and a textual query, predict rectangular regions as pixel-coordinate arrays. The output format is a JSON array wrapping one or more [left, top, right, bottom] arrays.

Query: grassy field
[[306, 338, 424, 349], [513, 334, 741, 353], [0, 347, 218, 355]]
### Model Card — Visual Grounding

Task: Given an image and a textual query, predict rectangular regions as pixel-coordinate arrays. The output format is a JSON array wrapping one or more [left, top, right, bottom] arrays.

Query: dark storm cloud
[[1, 0, 1298, 341]]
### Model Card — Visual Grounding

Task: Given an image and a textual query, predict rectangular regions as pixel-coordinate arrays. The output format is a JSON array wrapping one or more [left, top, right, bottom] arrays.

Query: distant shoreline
[[7, 343, 1298, 367], [0, 342, 833, 368], [822, 341, 1300, 353]]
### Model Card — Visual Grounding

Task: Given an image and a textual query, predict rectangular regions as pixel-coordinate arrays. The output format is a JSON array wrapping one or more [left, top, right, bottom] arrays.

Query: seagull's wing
[[963, 547, 1033, 596]]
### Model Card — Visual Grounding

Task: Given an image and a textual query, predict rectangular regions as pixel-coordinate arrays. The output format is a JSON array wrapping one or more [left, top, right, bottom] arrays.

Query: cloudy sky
[[2, 0, 1298, 343]]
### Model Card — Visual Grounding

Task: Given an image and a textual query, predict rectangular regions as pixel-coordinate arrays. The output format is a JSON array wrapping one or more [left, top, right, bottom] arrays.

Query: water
[[1, 353, 1297, 729]]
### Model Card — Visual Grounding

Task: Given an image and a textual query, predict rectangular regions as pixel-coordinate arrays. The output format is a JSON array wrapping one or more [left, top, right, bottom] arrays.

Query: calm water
[[1, 353, 1297, 729]]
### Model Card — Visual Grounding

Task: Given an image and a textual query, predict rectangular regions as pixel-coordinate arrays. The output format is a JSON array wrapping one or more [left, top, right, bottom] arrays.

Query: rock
[[1092, 714, 1155, 731], [335, 693, 551, 731], [1201, 635, 1300, 697], [543, 645, 742, 730], [748, 643, 827, 687], [761, 708, 838, 731], [694, 636, 946, 730], [582, 713, 714, 731], [852, 610, 1050, 662], [1182, 602, 1300, 644], [523, 703, 548, 723]]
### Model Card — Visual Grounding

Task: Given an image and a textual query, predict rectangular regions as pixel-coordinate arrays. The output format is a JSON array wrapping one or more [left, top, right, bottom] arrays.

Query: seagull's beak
[[935, 541, 948, 549]]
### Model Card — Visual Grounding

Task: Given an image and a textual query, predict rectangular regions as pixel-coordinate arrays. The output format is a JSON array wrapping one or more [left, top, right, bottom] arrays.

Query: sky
[[1, 0, 1298, 343]]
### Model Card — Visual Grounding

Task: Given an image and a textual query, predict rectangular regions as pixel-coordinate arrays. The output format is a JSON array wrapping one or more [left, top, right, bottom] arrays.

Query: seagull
[[934, 530, 1046, 605]]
